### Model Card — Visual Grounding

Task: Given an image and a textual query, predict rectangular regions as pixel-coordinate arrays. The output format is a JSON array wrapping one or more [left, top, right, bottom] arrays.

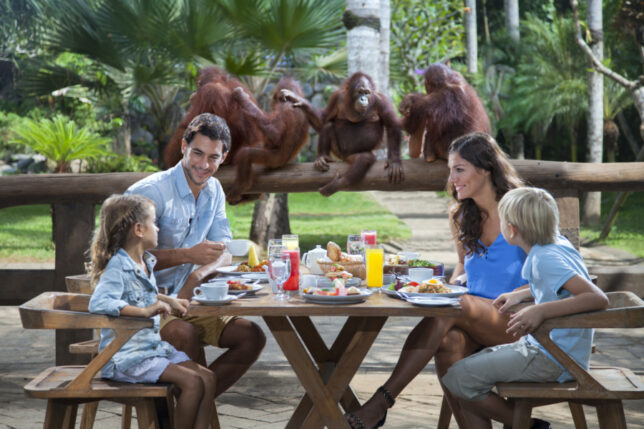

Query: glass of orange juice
[[365, 245, 384, 288]]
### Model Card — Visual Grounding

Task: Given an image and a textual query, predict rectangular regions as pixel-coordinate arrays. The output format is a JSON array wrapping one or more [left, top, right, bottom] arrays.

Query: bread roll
[[326, 241, 342, 262]]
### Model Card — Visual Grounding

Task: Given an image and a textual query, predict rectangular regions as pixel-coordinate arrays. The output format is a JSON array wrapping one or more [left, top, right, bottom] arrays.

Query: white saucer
[[192, 295, 238, 305]]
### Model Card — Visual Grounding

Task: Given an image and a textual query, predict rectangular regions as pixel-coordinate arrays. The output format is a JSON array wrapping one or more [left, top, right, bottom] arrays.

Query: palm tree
[[10, 116, 111, 173], [503, 12, 587, 160]]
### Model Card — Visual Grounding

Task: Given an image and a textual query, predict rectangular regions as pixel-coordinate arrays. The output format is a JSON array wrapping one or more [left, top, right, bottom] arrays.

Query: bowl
[[226, 239, 252, 256]]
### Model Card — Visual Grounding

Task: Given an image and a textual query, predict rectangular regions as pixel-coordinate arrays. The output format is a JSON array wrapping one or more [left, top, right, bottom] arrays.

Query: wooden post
[[53, 202, 94, 365], [551, 189, 581, 250]]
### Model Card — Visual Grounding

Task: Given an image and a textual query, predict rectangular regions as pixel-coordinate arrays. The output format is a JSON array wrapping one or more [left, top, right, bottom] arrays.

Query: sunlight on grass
[[0, 192, 411, 262], [580, 192, 644, 258]]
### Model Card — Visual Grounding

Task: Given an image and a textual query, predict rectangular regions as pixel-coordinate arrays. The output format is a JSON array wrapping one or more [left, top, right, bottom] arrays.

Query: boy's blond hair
[[498, 187, 559, 246]]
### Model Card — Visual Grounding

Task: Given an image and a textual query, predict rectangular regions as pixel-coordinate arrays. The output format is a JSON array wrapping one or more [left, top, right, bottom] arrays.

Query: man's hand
[[186, 241, 226, 265]]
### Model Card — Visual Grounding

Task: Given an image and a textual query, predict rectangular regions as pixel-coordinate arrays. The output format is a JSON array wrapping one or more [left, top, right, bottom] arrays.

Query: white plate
[[241, 272, 269, 282], [192, 294, 238, 305], [215, 265, 246, 275], [381, 284, 468, 299], [228, 284, 264, 295], [405, 296, 460, 307], [316, 277, 362, 288], [300, 289, 372, 305]]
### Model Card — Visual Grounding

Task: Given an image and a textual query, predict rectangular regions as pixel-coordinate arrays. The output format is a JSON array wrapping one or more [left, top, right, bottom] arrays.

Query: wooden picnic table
[[188, 287, 461, 429]]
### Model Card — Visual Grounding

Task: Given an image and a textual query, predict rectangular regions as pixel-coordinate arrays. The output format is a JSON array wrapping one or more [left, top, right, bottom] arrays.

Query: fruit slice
[[248, 245, 259, 267]]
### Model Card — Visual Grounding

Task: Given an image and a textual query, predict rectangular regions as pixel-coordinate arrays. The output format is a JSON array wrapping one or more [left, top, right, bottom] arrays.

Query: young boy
[[441, 187, 609, 429]]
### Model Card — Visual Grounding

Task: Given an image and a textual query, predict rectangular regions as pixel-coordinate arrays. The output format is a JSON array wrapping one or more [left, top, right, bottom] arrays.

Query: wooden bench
[[20, 292, 174, 429], [495, 291, 644, 429]]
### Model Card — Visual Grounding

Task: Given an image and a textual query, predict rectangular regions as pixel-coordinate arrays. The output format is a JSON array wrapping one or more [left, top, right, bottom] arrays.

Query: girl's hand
[[506, 305, 545, 337], [146, 301, 172, 318], [168, 297, 190, 317]]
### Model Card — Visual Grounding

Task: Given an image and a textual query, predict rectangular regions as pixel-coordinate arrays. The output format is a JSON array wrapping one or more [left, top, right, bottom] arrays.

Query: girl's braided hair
[[88, 194, 154, 286]]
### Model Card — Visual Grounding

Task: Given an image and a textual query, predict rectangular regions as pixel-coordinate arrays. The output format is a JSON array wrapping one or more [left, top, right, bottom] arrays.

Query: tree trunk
[[113, 110, 131, 156], [378, 0, 391, 96], [504, 0, 520, 43], [464, 0, 478, 74], [582, 0, 604, 226], [249, 193, 291, 248], [604, 119, 619, 163], [345, 0, 381, 89]]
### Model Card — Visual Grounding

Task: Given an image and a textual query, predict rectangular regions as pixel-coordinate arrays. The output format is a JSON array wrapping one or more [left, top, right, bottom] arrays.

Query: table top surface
[[188, 288, 462, 317]]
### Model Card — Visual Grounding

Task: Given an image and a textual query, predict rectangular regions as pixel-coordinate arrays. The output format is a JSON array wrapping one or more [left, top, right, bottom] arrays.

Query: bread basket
[[317, 260, 366, 280]]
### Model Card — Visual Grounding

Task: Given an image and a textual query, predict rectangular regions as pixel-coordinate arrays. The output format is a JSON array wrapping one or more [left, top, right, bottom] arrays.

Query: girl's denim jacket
[[89, 248, 176, 378]]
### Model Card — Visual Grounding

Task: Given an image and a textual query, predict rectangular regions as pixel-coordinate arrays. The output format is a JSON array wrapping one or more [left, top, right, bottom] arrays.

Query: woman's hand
[[506, 305, 545, 337], [494, 288, 532, 313]]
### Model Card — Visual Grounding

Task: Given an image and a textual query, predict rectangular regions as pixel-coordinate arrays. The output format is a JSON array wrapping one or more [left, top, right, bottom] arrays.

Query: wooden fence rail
[[1, 159, 644, 364]]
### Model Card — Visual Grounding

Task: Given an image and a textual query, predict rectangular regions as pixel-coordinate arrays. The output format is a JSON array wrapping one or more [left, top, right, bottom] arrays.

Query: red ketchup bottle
[[282, 248, 300, 291]]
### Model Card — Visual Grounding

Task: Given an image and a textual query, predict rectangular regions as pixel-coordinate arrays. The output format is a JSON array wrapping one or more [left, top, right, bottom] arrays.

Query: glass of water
[[269, 251, 291, 301]]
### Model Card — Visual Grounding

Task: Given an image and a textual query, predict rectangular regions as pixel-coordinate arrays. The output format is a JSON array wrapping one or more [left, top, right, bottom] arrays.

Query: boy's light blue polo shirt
[[126, 163, 232, 295], [522, 235, 594, 382]]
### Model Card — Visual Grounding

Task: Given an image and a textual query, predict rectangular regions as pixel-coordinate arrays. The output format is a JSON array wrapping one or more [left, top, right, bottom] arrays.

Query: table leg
[[263, 316, 349, 429], [288, 316, 367, 423], [302, 316, 387, 428]]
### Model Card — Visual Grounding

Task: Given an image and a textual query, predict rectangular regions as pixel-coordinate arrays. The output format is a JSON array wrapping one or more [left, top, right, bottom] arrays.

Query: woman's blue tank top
[[464, 234, 527, 300]]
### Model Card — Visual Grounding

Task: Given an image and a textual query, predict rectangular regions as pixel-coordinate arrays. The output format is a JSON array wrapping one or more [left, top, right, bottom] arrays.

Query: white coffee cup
[[408, 268, 434, 283], [300, 274, 317, 289], [194, 282, 228, 300]]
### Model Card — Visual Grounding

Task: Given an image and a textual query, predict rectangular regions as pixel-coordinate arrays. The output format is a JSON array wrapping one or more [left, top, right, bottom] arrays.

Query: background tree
[[582, 0, 604, 226], [464, 0, 478, 74], [344, 0, 382, 90]]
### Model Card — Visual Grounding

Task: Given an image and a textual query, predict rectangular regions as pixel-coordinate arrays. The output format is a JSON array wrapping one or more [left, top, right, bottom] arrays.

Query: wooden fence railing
[[1, 159, 644, 364]]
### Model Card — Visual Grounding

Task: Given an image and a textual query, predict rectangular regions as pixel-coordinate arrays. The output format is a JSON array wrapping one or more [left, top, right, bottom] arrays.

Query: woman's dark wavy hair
[[447, 132, 523, 256]]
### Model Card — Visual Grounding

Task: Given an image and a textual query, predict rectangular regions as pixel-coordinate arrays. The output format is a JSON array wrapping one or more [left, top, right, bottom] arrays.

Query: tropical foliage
[[9, 116, 111, 172]]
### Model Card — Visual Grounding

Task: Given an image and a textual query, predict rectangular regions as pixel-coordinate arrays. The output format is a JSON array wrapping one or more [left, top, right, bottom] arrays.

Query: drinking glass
[[269, 252, 291, 301], [365, 245, 384, 288], [347, 234, 364, 256], [361, 230, 377, 246], [281, 234, 299, 250]]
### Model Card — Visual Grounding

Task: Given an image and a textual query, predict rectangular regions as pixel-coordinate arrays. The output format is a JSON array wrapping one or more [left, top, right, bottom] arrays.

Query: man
[[126, 113, 265, 397]]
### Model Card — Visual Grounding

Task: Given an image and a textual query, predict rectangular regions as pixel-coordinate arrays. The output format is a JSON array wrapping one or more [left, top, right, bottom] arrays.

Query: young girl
[[442, 187, 609, 428], [88, 194, 216, 429]]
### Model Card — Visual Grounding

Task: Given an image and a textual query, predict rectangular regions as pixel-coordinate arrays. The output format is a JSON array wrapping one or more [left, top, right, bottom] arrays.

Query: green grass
[[228, 192, 411, 253], [580, 191, 644, 258], [0, 205, 55, 262], [0, 192, 411, 262]]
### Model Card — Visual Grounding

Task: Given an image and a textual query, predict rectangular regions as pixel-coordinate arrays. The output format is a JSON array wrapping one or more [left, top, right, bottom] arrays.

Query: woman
[[346, 133, 526, 429]]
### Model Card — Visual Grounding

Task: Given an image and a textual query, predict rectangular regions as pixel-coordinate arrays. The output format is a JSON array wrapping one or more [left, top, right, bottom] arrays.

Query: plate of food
[[301, 283, 372, 305], [225, 279, 264, 295], [381, 278, 467, 298], [405, 296, 460, 307], [216, 260, 269, 276], [384, 257, 445, 276]]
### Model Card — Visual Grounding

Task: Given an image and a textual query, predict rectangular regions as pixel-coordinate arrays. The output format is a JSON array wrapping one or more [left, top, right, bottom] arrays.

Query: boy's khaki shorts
[[160, 314, 236, 348], [442, 341, 563, 401]]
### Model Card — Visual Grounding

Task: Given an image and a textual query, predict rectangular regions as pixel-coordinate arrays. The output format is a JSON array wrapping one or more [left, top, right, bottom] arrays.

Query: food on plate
[[327, 241, 342, 262], [388, 277, 450, 294], [346, 286, 361, 295], [227, 280, 253, 291], [235, 259, 269, 272], [325, 263, 353, 279], [302, 283, 362, 296]]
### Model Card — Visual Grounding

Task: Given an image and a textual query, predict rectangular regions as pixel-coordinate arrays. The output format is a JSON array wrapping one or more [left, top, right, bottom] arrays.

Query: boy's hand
[[168, 297, 190, 317], [507, 305, 545, 337], [146, 301, 172, 318], [494, 291, 521, 313]]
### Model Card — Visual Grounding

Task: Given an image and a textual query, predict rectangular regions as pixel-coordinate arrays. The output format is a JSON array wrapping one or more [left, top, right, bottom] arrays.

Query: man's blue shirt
[[126, 163, 232, 295]]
